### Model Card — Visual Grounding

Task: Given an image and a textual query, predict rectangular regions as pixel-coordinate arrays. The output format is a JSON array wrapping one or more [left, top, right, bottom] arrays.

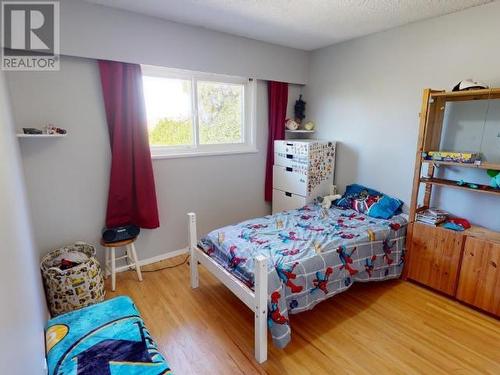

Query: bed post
[[254, 254, 268, 363], [188, 212, 199, 289]]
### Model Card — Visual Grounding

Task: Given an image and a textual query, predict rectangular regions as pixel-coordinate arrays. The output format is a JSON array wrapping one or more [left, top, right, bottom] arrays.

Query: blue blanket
[[199, 203, 407, 348], [46, 296, 171, 375]]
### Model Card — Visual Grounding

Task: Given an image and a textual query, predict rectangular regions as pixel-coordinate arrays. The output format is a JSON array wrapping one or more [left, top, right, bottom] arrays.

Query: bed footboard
[[187, 212, 268, 363]]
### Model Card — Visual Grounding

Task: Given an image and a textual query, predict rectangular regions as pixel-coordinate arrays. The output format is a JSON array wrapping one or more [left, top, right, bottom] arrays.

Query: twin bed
[[189, 197, 407, 363]]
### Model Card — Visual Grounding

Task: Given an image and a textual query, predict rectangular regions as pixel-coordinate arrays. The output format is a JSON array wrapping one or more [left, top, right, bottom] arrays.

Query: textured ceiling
[[85, 0, 493, 50]]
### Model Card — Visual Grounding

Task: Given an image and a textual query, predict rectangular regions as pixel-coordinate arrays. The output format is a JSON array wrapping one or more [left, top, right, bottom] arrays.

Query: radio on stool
[[102, 224, 140, 243]]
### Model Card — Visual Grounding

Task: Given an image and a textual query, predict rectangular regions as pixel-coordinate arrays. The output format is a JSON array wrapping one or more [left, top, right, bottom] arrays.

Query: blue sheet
[[199, 203, 407, 348], [46, 296, 171, 375]]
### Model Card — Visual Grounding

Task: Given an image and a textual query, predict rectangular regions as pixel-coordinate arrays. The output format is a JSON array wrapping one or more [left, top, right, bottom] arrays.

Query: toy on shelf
[[46, 124, 67, 134], [285, 119, 299, 130], [488, 169, 500, 189], [294, 95, 306, 124], [304, 121, 315, 131], [423, 151, 480, 164], [23, 127, 43, 134], [22, 124, 67, 135], [456, 180, 478, 189]]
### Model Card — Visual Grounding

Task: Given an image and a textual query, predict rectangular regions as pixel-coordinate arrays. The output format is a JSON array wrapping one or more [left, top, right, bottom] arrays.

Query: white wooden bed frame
[[188, 213, 269, 363]]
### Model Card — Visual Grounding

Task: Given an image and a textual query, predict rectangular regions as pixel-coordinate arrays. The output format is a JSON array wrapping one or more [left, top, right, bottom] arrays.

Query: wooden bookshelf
[[404, 88, 500, 317], [420, 177, 500, 196]]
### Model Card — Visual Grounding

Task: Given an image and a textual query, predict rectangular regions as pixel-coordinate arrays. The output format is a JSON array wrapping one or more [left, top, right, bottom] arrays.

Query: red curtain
[[98, 60, 160, 229], [265, 81, 288, 202]]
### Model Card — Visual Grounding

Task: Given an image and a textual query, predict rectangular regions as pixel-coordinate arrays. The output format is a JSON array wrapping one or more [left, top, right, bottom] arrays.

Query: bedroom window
[[142, 65, 257, 158]]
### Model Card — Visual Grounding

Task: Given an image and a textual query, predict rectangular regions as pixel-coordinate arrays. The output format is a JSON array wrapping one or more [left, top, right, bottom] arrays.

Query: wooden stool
[[100, 237, 143, 291]]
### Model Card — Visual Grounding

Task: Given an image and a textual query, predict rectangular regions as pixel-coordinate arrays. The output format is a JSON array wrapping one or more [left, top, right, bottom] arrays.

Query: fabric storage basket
[[41, 242, 105, 316]]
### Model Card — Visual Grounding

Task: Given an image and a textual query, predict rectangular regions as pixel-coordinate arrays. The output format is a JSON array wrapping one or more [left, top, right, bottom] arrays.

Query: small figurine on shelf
[[456, 180, 478, 189], [487, 169, 500, 189], [46, 124, 67, 135], [23, 127, 43, 134], [304, 121, 315, 131], [285, 118, 299, 131], [294, 95, 306, 124]]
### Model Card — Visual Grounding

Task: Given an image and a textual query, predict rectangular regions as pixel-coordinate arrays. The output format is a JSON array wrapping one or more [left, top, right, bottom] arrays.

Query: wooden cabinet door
[[456, 237, 500, 316], [407, 222, 464, 295]]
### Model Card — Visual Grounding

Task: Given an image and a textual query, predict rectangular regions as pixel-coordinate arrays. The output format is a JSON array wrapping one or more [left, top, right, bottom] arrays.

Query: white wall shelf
[[285, 129, 315, 133], [17, 133, 66, 138]]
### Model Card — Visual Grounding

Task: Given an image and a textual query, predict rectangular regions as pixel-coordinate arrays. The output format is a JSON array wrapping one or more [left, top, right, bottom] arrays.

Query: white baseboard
[[114, 247, 189, 274]]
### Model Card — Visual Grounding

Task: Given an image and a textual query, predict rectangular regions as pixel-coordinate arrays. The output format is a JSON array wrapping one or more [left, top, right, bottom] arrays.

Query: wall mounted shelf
[[17, 134, 66, 138], [285, 130, 315, 133]]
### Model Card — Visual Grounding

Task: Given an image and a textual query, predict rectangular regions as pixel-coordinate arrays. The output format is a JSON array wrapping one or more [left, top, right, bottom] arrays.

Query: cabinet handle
[[286, 167, 293, 172], [286, 154, 293, 159], [285, 192, 292, 197]]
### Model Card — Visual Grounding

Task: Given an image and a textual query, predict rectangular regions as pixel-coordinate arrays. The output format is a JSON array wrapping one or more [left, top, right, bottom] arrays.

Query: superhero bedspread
[[45, 296, 172, 375], [199, 203, 407, 348]]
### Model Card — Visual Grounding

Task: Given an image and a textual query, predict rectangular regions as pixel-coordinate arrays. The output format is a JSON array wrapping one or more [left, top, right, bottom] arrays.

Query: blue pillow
[[335, 184, 403, 219], [367, 195, 403, 219]]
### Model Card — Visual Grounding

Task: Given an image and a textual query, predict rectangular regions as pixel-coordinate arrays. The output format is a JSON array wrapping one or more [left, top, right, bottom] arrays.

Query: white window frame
[[142, 65, 257, 159]]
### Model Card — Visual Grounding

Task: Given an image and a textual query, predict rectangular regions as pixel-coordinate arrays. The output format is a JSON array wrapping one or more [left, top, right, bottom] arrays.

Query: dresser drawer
[[274, 140, 311, 158], [273, 165, 307, 196], [274, 151, 309, 169], [274, 140, 336, 158], [272, 189, 309, 214]]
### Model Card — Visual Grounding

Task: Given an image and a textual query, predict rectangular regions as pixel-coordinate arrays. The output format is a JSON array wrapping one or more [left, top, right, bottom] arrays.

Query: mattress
[[199, 203, 407, 348], [46, 296, 172, 375]]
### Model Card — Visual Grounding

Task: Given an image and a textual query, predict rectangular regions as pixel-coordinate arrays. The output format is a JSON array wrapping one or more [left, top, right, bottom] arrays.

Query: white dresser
[[272, 140, 336, 214]]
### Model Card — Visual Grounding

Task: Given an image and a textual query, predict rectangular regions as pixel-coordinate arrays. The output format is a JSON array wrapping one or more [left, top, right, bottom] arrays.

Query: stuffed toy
[[487, 169, 500, 189], [318, 194, 342, 209]]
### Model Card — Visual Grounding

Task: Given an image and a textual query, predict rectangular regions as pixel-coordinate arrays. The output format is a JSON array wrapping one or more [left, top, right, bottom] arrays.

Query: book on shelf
[[416, 208, 449, 226]]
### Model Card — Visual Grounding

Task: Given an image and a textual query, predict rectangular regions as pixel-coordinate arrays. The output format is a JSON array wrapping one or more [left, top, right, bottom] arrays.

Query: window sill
[[151, 147, 259, 160]]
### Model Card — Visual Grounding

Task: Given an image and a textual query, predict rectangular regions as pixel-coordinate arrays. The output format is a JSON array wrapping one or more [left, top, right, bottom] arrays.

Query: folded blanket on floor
[[45, 296, 172, 375]]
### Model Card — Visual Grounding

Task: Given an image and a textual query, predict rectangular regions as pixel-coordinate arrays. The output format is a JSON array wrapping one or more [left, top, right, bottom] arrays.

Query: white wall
[[5, 0, 309, 262], [7, 57, 110, 259], [59, 0, 308, 84], [0, 71, 47, 373], [305, 1, 500, 231], [6, 55, 275, 261]]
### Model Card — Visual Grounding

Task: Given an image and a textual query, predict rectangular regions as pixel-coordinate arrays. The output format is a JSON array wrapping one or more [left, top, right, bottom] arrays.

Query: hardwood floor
[[107, 256, 500, 375]]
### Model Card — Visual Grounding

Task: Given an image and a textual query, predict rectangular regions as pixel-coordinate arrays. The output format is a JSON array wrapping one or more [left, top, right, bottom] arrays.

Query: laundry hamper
[[41, 242, 105, 316]]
